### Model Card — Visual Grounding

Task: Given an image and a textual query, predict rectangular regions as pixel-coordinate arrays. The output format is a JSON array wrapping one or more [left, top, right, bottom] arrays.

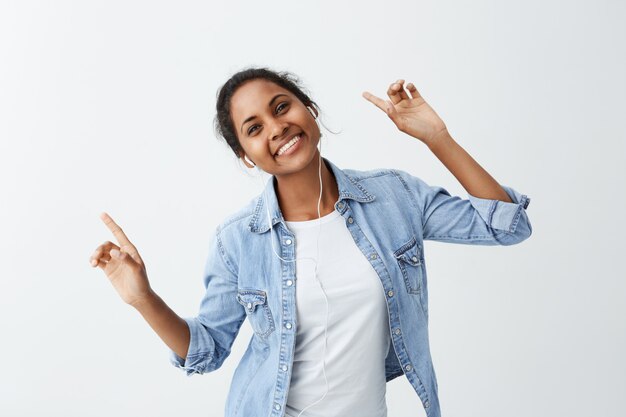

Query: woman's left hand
[[363, 79, 449, 146]]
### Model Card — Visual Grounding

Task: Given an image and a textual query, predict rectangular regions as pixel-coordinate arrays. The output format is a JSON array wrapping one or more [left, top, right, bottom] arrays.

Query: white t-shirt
[[283, 209, 391, 417]]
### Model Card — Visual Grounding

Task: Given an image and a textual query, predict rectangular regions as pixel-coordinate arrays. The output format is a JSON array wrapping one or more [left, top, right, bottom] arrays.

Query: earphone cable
[[257, 139, 330, 416]]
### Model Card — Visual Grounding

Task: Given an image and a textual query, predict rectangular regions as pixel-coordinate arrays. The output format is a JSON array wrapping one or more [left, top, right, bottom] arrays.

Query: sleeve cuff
[[467, 186, 530, 234], [168, 317, 215, 376]]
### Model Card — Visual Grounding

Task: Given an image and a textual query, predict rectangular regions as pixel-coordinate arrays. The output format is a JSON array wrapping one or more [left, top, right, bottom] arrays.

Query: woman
[[89, 67, 532, 417]]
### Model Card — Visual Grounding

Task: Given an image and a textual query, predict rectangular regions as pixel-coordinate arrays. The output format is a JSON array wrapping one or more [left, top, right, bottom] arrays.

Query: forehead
[[230, 79, 293, 121]]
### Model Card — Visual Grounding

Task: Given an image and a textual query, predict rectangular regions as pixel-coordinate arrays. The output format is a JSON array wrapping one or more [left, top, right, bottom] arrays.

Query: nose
[[269, 119, 289, 141]]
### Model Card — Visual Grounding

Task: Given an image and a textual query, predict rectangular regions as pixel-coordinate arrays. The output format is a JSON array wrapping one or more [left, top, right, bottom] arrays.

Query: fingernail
[[111, 249, 120, 258]]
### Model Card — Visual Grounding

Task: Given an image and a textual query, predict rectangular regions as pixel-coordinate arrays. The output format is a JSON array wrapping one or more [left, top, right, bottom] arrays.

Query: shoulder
[[203, 196, 258, 275], [213, 195, 258, 238], [341, 165, 425, 189], [340, 165, 442, 217]]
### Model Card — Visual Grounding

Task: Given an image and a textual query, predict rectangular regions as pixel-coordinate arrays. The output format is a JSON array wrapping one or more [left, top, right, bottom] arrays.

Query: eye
[[246, 102, 289, 136], [276, 102, 288, 113], [248, 101, 289, 135]]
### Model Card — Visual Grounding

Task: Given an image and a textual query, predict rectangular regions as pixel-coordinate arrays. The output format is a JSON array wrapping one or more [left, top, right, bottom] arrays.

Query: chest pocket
[[236, 289, 275, 339], [393, 236, 424, 295]]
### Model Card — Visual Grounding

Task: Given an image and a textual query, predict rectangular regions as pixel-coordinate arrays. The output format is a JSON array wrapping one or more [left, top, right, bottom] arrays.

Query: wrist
[[426, 128, 452, 151], [130, 288, 159, 311]]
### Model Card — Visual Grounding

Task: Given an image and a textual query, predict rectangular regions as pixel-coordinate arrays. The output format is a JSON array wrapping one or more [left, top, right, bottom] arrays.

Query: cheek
[[241, 139, 268, 156]]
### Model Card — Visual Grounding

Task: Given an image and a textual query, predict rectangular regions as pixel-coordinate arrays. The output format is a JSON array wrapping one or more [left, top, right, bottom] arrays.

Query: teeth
[[277, 135, 300, 156]]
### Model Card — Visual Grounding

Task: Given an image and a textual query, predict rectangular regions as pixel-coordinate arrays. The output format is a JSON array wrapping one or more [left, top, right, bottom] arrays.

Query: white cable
[[255, 137, 330, 416]]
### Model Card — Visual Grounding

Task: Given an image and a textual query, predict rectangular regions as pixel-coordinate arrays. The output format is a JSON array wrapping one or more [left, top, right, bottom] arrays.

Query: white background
[[1, 1, 625, 416]]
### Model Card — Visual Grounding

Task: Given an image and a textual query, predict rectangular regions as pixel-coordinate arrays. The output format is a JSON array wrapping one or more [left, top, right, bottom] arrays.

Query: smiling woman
[[214, 68, 321, 159], [231, 80, 316, 168], [90, 66, 532, 417]]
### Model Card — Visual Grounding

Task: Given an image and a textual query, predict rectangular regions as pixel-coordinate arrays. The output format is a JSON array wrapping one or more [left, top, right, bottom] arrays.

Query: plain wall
[[1, 0, 624, 416]]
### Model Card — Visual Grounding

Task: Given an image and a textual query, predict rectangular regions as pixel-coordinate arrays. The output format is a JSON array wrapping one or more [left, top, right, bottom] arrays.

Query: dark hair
[[214, 66, 321, 159]]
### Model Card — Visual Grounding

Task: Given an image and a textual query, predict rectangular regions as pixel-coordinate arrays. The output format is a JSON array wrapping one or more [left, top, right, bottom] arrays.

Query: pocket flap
[[236, 289, 267, 312], [393, 236, 422, 266]]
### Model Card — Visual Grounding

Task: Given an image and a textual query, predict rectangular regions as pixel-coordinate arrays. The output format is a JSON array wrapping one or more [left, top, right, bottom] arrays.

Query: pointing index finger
[[362, 91, 386, 110], [100, 212, 132, 246], [362, 91, 396, 115]]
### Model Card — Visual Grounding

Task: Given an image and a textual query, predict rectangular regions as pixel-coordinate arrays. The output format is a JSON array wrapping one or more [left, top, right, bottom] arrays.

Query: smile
[[276, 134, 302, 157]]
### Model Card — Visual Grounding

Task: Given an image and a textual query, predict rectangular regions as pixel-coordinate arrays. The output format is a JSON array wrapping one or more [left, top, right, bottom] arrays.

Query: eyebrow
[[240, 94, 288, 134]]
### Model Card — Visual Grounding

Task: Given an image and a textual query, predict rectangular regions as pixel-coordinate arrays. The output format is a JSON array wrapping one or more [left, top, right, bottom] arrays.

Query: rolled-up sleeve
[[169, 316, 217, 375], [466, 185, 532, 245], [168, 226, 245, 376], [394, 169, 532, 246]]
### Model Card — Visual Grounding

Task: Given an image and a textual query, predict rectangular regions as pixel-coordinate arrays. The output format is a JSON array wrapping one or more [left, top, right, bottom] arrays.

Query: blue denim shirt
[[169, 157, 532, 417]]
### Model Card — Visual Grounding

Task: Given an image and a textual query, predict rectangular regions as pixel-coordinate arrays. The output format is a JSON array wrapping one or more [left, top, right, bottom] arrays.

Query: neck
[[273, 153, 340, 221]]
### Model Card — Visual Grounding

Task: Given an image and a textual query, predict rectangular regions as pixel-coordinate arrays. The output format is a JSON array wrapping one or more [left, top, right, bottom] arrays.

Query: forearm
[[425, 130, 512, 202], [132, 290, 191, 360]]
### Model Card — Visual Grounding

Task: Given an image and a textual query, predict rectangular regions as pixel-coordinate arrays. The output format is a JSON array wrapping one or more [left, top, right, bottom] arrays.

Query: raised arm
[[363, 79, 512, 203], [363, 79, 531, 245], [132, 291, 191, 361], [89, 212, 191, 360], [90, 213, 245, 376]]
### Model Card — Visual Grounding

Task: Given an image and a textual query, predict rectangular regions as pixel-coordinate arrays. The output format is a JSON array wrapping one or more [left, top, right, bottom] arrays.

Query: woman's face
[[229, 79, 320, 176]]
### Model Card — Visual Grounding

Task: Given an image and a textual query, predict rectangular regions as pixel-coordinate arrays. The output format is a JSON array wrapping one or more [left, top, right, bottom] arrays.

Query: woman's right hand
[[89, 212, 153, 308]]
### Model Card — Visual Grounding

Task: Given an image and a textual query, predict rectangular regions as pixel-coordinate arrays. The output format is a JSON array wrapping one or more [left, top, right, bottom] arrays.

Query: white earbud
[[307, 106, 317, 119], [243, 154, 256, 167]]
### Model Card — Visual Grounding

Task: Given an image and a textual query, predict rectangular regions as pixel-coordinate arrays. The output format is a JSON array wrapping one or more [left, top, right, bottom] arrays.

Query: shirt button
[[247, 302, 252, 309], [281, 364, 288, 371], [274, 403, 281, 410], [387, 290, 394, 297], [285, 322, 292, 329], [405, 364, 412, 372], [394, 328, 401, 335], [370, 253, 377, 260], [285, 238, 292, 245], [337, 202, 344, 209], [286, 279, 293, 286], [425, 400, 430, 408], [411, 256, 418, 263], [347, 217, 353, 224]]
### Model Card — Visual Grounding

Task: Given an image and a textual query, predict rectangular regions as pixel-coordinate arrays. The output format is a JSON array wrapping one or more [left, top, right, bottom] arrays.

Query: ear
[[239, 150, 256, 168]]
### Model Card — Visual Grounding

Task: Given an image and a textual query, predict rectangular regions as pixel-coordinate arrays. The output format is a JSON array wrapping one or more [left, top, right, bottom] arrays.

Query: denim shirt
[[169, 157, 532, 417]]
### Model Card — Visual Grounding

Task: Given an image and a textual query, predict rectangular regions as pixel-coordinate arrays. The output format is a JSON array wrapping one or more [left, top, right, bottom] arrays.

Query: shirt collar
[[248, 157, 375, 234]]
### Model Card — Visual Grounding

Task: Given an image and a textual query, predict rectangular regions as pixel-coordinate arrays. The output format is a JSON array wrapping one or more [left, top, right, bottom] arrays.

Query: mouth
[[274, 132, 304, 157]]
